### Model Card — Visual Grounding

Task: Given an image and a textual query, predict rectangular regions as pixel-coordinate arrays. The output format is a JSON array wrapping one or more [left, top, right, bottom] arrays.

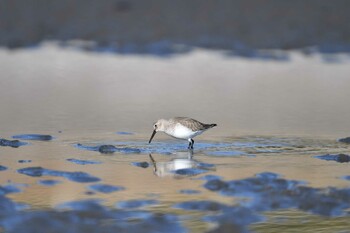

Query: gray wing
[[171, 117, 212, 131]]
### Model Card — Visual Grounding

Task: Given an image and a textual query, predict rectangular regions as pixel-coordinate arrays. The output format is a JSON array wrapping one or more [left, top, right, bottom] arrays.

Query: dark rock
[[75, 143, 141, 154], [12, 134, 53, 141], [0, 165, 8, 171], [98, 145, 117, 154], [17, 167, 44, 177], [0, 138, 27, 148], [38, 180, 62, 186], [131, 162, 149, 168], [338, 137, 350, 144], [18, 160, 32, 163], [315, 154, 350, 163]]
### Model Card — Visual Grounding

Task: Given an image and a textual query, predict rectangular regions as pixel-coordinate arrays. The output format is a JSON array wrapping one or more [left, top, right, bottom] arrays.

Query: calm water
[[1, 44, 350, 232]]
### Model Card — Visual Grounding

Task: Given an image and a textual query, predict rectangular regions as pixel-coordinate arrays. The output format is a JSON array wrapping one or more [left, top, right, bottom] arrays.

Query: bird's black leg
[[188, 139, 194, 150]]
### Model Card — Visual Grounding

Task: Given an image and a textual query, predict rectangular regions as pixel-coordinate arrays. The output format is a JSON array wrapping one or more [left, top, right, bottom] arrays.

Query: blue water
[[1, 135, 350, 232]]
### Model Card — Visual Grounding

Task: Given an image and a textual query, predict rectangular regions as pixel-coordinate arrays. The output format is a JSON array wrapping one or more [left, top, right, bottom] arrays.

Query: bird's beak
[[149, 130, 157, 143]]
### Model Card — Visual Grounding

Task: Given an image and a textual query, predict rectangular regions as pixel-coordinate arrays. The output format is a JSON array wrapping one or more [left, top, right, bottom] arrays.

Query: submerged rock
[[203, 172, 350, 216], [315, 154, 350, 163], [75, 143, 141, 154], [18, 160, 32, 163], [98, 145, 118, 154], [12, 134, 53, 141], [338, 137, 350, 144], [38, 179, 62, 186], [0, 138, 27, 148], [131, 162, 150, 168], [17, 167, 101, 183], [88, 184, 124, 193]]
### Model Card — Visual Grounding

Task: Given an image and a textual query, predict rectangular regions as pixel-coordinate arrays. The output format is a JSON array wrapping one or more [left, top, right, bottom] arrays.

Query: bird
[[148, 117, 217, 149]]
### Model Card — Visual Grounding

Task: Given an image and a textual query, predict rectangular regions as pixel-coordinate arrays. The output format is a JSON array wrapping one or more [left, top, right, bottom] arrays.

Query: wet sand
[[1, 43, 350, 232]]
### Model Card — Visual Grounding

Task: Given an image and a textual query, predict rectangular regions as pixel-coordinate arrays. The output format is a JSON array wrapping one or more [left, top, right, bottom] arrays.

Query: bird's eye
[[154, 124, 157, 129]]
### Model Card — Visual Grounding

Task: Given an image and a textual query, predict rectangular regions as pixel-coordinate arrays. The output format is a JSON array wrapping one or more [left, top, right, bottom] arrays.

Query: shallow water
[[1, 44, 350, 232]]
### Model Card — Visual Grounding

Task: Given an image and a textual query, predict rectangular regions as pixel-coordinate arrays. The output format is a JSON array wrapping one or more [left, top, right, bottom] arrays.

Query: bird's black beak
[[149, 130, 157, 143]]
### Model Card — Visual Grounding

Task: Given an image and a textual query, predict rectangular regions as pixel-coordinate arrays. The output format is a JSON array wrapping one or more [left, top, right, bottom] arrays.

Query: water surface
[[1, 44, 350, 232]]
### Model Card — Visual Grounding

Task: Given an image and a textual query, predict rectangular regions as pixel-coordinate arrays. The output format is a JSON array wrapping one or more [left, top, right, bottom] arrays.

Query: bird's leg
[[149, 154, 157, 173], [188, 139, 194, 150]]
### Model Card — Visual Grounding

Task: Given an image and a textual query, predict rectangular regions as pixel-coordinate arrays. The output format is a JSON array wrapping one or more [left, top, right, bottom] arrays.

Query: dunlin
[[148, 117, 217, 149]]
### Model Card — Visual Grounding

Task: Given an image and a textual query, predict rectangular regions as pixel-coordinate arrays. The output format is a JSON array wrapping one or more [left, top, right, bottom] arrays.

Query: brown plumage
[[169, 117, 217, 131], [149, 117, 217, 149]]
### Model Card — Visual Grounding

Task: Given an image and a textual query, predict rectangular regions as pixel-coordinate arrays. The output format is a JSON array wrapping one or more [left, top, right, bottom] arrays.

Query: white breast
[[166, 124, 203, 139]]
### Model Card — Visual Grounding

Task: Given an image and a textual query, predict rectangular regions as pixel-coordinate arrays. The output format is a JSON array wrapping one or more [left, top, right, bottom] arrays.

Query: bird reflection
[[149, 150, 215, 178]]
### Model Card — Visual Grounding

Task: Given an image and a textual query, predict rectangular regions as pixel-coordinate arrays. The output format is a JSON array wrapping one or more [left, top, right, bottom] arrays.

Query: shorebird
[[148, 117, 217, 149]]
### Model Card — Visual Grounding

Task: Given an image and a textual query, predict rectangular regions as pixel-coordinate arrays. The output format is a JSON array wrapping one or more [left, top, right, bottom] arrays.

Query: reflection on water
[[1, 45, 350, 232], [149, 151, 216, 178]]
